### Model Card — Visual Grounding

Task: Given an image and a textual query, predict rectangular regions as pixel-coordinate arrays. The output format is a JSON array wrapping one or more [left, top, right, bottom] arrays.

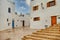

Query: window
[[8, 8, 11, 13], [7, 18, 8, 22], [33, 5, 38, 11], [33, 17, 40, 21], [47, 0, 56, 7], [8, 23, 10, 26]]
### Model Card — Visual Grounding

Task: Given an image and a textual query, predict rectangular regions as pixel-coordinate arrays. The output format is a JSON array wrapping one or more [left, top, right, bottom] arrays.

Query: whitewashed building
[[30, 0, 60, 29], [12, 13, 30, 29], [12, 13, 22, 28], [0, 0, 30, 31], [0, 0, 15, 31], [19, 14, 30, 27]]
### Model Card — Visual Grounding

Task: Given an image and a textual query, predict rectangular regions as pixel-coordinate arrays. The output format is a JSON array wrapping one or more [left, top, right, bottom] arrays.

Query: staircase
[[22, 24, 60, 40]]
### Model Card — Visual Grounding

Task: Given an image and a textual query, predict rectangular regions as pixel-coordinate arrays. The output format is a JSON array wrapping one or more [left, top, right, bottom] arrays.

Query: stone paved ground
[[0, 27, 39, 40]]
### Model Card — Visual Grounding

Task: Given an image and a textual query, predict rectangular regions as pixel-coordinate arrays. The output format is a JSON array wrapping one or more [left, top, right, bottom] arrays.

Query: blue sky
[[15, 0, 30, 14]]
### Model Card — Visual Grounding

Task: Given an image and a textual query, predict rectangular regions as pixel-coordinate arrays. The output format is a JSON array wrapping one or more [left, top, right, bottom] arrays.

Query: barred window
[[33, 5, 39, 11], [47, 0, 56, 7], [33, 17, 40, 21]]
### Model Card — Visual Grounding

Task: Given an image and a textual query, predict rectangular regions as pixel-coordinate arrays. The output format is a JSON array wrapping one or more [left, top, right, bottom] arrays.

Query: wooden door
[[51, 16, 57, 26]]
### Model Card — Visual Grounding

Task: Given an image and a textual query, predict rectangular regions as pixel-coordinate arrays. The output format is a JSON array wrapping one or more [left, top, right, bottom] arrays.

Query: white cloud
[[19, 6, 26, 10], [26, 0, 30, 6]]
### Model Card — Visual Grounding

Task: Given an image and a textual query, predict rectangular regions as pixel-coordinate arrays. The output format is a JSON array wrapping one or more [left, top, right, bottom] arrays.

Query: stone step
[[37, 31, 60, 34], [22, 38, 33, 40], [23, 35, 60, 40], [32, 32, 60, 37], [47, 27, 60, 29], [37, 28, 60, 32], [30, 34, 60, 39], [23, 35, 54, 40], [22, 24, 60, 40], [22, 37, 53, 40], [37, 29, 60, 32], [45, 29, 60, 31], [49, 28, 60, 29]]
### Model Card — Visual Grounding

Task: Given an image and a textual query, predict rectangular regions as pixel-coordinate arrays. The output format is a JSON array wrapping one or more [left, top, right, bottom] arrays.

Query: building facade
[[0, 0, 30, 31], [0, 0, 15, 31], [19, 14, 30, 27], [30, 0, 60, 29], [12, 13, 30, 28]]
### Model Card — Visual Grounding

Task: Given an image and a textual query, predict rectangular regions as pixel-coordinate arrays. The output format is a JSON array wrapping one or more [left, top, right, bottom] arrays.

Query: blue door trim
[[12, 20, 14, 28]]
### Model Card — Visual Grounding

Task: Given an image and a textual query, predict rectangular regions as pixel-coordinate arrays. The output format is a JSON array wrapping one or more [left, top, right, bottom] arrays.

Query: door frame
[[51, 16, 57, 26], [12, 20, 14, 28]]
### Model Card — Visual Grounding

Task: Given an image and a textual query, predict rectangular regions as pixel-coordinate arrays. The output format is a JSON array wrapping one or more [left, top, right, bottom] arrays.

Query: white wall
[[57, 16, 60, 24], [30, 0, 60, 29], [0, 0, 15, 31], [24, 14, 30, 27], [13, 14, 22, 28], [19, 14, 30, 27], [13, 14, 30, 28], [0, 0, 30, 31]]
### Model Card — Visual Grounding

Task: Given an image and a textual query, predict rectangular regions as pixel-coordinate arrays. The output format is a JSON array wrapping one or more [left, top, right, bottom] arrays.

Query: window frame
[[33, 5, 39, 11], [47, 0, 56, 7], [33, 17, 40, 21]]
